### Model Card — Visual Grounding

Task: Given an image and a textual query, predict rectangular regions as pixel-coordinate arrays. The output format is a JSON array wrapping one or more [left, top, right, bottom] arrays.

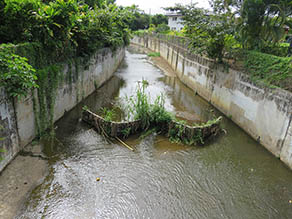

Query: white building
[[165, 11, 184, 31]]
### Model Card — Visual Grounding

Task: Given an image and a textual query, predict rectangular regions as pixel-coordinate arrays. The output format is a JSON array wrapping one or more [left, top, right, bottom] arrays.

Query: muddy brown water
[[16, 48, 292, 219]]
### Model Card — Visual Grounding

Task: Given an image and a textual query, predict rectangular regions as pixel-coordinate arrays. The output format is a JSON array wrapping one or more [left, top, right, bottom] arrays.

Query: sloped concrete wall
[[0, 89, 19, 171], [132, 35, 292, 170], [0, 48, 125, 172]]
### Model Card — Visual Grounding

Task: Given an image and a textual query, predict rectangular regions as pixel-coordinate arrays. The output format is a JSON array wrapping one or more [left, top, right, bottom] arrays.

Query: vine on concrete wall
[[0, 42, 88, 138], [33, 65, 62, 137], [0, 125, 5, 161]]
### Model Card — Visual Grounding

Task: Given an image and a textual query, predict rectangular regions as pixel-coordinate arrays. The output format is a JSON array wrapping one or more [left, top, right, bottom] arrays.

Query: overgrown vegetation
[[100, 107, 117, 122], [34, 64, 62, 136], [164, 4, 234, 62], [87, 80, 220, 145], [122, 5, 168, 32], [0, 0, 132, 56], [243, 50, 292, 91], [125, 80, 174, 131], [168, 120, 204, 145], [0, 148, 4, 161], [0, 45, 38, 98], [128, 80, 152, 129], [0, 0, 134, 137]]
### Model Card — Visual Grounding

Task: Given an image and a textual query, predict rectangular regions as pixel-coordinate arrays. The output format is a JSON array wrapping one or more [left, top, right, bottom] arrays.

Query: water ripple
[[17, 47, 292, 219]]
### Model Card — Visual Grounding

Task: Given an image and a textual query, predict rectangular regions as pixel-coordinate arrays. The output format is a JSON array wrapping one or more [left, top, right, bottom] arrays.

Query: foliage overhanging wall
[[0, 46, 125, 172]]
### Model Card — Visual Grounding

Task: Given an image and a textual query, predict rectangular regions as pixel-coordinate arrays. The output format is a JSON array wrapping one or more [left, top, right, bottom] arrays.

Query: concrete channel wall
[[0, 47, 125, 172], [132, 35, 292, 170]]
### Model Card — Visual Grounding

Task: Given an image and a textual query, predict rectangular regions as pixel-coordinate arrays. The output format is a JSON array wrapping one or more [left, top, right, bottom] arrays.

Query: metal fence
[[146, 33, 192, 51]]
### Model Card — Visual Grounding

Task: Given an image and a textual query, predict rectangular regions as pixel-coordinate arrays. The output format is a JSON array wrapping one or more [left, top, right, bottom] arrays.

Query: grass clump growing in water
[[149, 94, 173, 133], [127, 80, 173, 132], [85, 80, 221, 145], [100, 107, 117, 122], [129, 80, 152, 129]]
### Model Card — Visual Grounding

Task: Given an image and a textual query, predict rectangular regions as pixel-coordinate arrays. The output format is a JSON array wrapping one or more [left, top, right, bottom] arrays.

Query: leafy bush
[[185, 12, 233, 62], [0, 0, 132, 58], [32, 0, 79, 59], [0, 0, 41, 44], [166, 30, 185, 37], [168, 120, 204, 145], [100, 107, 117, 122], [0, 0, 133, 137], [155, 23, 170, 33], [164, 4, 235, 62], [0, 45, 38, 98]]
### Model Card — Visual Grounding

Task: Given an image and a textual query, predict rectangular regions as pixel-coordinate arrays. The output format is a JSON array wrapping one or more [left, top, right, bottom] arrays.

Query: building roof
[[165, 11, 182, 17]]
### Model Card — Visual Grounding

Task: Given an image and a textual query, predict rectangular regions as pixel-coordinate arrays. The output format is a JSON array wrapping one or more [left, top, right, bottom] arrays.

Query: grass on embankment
[[241, 50, 292, 92]]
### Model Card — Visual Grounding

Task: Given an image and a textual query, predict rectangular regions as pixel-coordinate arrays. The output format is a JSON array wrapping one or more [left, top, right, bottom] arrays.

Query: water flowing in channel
[[17, 47, 292, 219]]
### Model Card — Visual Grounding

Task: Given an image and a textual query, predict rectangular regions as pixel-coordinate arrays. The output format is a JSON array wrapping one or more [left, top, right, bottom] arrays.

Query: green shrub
[[73, 4, 131, 56], [168, 120, 204, 145], [0, 45, 38, 98], [149, 94, 173, 134], [0, 0, 133, 137], [0, 0, 41, 44], [0, 0, 132, 58], [155, 23, 170, 33]]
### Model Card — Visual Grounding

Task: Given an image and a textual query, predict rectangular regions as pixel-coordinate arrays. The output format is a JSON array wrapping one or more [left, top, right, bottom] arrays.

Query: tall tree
[[82, 0, 115, 8], [123, 5, 150, 30], [209, 0, 292, 50], [152, 14, 168, 26], [167, 3, 234, 62]]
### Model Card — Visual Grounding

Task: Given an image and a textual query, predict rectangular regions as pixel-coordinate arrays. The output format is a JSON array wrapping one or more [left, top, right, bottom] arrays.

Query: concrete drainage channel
[[7, 46, 292, 219]]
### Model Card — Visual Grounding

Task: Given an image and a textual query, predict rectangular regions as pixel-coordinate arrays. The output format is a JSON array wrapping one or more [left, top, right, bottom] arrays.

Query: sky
[[115, 0, 211, 14]]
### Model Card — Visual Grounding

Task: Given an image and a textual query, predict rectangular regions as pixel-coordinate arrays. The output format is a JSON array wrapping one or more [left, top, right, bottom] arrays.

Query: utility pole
[[149, 8, 152, 26]]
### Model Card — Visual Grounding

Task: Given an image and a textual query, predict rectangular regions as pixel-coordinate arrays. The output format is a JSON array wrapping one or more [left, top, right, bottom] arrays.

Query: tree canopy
[[164, 0, 292, 60]]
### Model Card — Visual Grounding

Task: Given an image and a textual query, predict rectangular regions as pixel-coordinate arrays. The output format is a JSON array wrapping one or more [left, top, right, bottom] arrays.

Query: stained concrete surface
[[0, 144, 47, 219]]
